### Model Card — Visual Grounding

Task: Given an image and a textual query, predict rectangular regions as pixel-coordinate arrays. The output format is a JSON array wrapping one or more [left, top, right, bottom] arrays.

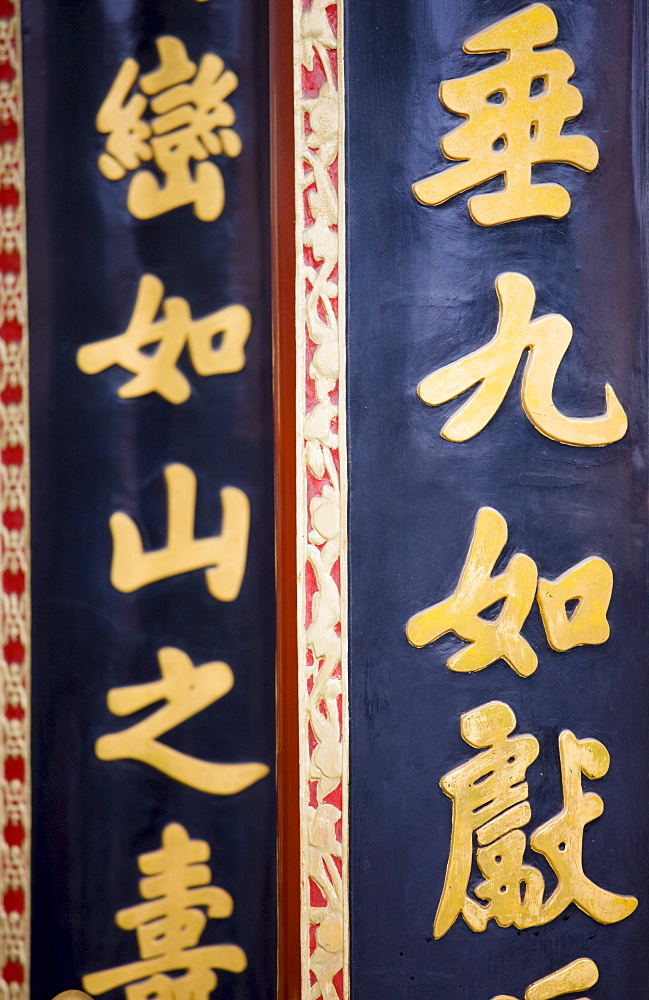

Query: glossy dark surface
[[24, 3, 276, 998], [346, 2, 648, 999]]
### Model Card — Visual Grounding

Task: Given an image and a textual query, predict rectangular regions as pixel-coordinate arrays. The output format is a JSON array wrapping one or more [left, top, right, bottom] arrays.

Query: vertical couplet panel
[[345, 2, 648, 1000], [24, 2, 276, 999]]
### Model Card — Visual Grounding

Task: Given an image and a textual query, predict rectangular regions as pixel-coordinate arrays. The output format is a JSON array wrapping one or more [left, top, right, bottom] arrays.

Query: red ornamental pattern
[[296, 2, 347, 1000], [0, 0, 29, 995]]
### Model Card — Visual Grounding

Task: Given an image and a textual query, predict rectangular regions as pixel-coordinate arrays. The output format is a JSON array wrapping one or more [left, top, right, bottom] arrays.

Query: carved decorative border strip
[[293, 1, 348, 999], [0, 1, 29, 996]]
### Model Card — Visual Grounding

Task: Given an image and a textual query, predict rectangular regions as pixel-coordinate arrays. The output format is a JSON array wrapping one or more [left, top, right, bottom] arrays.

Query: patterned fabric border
[[0, 1, 29, 997], [294, 2, 348, 1000]]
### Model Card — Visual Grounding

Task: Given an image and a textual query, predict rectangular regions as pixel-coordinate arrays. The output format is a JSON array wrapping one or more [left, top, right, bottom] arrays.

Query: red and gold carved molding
[[294, 2, 348, 999], [0, 0, 29, 996]]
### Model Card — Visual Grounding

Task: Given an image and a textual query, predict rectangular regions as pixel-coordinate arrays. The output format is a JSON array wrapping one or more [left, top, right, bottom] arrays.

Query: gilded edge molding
[[293, 2, 348, 1000], [0, 1, 30, 996]]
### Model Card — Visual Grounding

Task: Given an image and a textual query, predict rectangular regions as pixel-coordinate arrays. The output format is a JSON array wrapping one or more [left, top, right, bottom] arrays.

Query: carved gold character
[[406, 507, 613, 675], [97, 36, 242, 220], [491, 958, 599, 1000], [530, 731, 637, 924], [110, 463, 249, 600], [434, 701, 541, 937], [434, 702, 637, 939], [407, 507, 538, 675], [95, 646, 269, 794], [77, 275, 250, 403], [537, 558, 613, 651], [418, 273, 627, 447], [412, 4, 599, 225], [82, 823, 247, 999]]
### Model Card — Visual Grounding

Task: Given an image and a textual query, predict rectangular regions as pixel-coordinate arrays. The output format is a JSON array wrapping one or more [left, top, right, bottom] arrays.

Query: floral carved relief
[[295, 2, 347, 999], [0, 3, 29, 998]]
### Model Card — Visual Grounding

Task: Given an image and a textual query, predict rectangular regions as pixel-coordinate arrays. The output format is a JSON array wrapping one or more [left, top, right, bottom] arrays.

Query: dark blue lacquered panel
[[346, 2, 647, 1000], [24, 3, 275, 999]]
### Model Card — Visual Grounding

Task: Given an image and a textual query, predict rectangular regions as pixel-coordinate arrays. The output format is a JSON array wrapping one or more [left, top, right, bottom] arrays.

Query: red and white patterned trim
[[0, 1, 29, 996], [294, 2, 347, 1000]]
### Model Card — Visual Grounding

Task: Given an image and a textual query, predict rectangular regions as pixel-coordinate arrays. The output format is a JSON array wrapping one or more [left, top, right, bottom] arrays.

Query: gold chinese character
[[82, 823, 247, 999], [406, 507, 612, 675], [537, 557, 612, 652], [95, 646, 269, 794], [491, 958, 599, 1000], [434, 702, 637, 939], [412, 4, 599, 225], [407, 507, 538, 675], [418, 273, 627, 447], [77, 275, 251, 403], [434, 701, 541, 936], [97, 36, 242, 220], [529, 730, 635, 924], [110, 463, 249, 600]]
